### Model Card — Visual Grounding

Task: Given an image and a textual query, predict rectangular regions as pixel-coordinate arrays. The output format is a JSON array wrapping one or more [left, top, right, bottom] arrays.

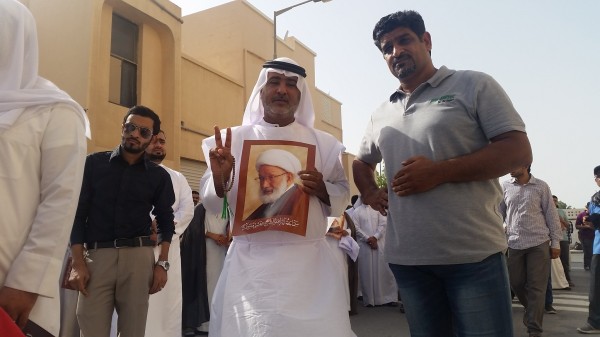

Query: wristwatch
[[156, 260, 170, 271]]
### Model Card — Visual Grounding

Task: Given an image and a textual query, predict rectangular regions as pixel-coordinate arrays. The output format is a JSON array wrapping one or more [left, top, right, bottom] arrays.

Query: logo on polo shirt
[[430, 94, 455, 104]]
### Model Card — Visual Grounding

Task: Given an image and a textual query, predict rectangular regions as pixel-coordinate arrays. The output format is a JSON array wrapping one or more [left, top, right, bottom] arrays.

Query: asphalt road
[[349, 250, 591, 337]]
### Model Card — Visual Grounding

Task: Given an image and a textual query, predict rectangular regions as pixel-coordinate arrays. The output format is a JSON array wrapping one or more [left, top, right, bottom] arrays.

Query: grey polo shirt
[[357, 66, 526, 265]]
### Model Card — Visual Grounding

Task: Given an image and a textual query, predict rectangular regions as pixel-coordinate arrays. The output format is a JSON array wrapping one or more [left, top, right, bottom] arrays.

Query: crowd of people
[[2, 1, 600, 337]]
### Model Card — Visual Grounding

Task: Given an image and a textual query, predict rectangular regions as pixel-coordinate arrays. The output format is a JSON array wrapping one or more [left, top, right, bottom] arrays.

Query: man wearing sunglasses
[[69, 105, 175, 337]]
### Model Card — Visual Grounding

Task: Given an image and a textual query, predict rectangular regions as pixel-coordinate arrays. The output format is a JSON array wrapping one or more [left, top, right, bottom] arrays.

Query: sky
[[171, 0, 599, 208]]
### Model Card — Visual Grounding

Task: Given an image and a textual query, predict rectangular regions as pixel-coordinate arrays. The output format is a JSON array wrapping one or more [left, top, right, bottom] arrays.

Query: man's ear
[[286, 172, 295, 184]]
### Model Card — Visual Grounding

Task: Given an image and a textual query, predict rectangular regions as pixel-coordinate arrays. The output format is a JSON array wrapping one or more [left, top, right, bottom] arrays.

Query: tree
[[375, 170, 387, 189], [375, 162, 387, 189]]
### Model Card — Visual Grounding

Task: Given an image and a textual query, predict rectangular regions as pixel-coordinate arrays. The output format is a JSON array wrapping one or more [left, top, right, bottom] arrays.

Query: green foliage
[[374, 162, 387, 189], [375, 170, 387, 189]]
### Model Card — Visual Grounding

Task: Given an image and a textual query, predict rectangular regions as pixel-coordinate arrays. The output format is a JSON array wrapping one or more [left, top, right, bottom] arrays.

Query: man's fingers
[[224, 127, 232, 149], [149, 282, 159, 294], [16, 312, 28, 329], [214, 125, 222, 147]]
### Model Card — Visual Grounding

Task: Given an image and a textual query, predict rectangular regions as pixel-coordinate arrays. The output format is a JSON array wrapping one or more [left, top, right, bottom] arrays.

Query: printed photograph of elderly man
[[233, 141, 314, 236]]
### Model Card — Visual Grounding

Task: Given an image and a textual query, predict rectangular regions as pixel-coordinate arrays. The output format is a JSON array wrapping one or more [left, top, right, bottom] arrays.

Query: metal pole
[[272, 0, 318, 60], [273, 14, 278, 59]]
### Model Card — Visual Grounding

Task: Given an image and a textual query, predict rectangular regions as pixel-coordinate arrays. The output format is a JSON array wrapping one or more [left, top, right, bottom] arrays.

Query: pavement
[[349, 250, 592, 337]]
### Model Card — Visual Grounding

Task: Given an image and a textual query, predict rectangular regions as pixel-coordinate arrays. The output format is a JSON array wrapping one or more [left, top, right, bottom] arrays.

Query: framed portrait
[[233, 140, 316, 236]]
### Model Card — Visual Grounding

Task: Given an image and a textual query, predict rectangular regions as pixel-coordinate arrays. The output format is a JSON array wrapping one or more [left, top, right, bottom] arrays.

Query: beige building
[[24, 0, 358, 196]]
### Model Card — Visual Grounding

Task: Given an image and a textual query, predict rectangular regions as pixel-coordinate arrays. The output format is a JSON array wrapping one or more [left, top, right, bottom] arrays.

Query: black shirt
[[70, 146, 175, 244]]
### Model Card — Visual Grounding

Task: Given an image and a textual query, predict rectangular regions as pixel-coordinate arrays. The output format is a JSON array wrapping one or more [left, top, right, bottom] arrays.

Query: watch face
[[158, 261, 170, 271]]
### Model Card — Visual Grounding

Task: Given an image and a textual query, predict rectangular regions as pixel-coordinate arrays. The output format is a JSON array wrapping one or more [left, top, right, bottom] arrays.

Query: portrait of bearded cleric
[[233, 141, 314, 236]]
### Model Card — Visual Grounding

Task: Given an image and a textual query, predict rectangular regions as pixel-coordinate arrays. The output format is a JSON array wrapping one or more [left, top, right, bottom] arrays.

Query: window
[[109, 14, 138, 107]]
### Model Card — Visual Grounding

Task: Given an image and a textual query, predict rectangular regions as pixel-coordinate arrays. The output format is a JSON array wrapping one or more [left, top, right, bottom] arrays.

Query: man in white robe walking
[[350, 197, 398, 307]]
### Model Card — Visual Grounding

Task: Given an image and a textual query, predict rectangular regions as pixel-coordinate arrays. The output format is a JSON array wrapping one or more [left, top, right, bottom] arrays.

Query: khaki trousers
[[76, 247, 154, 337], [508, 241, 550, 335]]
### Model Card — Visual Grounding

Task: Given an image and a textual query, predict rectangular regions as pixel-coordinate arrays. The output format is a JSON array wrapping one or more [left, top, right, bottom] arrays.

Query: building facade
[[24, 0, 357, 195]]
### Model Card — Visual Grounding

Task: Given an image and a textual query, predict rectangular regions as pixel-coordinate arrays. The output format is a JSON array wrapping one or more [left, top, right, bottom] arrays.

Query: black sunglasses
[[123, 123, 153, 139]]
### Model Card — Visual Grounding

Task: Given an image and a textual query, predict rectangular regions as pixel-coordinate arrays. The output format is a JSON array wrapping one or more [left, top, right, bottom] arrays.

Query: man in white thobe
[[200, 58, 355, 337], [350, 197, 398, 307], [0, 1, 89, 334], [144, 130, 195, 337], [195, 209, 229, 334]]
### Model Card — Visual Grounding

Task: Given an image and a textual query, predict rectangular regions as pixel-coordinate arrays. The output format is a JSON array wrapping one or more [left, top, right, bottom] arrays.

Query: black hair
[[122, 105, 161, 135], [594, 165, 600, 176], [373, 10, 426, 51], [192, 190, 199, 195]]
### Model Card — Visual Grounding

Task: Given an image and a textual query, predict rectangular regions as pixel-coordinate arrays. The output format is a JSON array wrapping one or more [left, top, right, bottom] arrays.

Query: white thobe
[[0, 104, 86, 335], [197, 210, 229, 332], [145, 165, 195, 337], [350, 204, 398, 306], [200, 121, 355, 337]]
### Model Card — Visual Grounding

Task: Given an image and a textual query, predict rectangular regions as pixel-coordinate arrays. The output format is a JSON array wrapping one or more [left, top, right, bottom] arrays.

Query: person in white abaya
[[349, 197, 398, 307], [0, 1, 89, 334], [199, 58, 355, 337]]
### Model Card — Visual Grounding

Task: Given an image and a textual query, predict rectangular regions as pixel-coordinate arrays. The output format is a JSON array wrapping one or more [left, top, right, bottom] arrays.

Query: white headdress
[[242, 57, 314, 128], [0, 0, 91, 138], [255, 149, 301, 175]]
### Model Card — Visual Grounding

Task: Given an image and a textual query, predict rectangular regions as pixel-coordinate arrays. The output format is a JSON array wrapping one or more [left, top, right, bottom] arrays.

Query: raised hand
[[208, 126, 233, 197]]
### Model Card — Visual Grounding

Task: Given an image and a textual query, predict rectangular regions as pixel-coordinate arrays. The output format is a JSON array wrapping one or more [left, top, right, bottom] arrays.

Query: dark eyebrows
[[382, 32, 412, 50], [266, 73, 298, 86]]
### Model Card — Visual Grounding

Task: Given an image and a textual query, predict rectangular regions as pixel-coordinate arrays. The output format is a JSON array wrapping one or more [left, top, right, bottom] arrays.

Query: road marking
[[513, 292, 590, 313]]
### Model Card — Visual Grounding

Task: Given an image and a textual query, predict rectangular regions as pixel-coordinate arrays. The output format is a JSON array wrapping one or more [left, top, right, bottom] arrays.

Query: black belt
[[86, 236, 155, 249]]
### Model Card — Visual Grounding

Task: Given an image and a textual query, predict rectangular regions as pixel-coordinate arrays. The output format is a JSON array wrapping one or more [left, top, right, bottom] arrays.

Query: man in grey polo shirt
[[353, 10, 532, 337]]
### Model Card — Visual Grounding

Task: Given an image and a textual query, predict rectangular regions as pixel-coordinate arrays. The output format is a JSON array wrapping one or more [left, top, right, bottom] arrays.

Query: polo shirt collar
[[389, 65, 456, 103]]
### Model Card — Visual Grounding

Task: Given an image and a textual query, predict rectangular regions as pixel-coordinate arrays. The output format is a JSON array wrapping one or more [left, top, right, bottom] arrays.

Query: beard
[[147, 152, 166, 162], [263, 103, 297, 121], [392, 56, 417, 79], [259, 181, 289, 204], [122, 137, 150, 154]]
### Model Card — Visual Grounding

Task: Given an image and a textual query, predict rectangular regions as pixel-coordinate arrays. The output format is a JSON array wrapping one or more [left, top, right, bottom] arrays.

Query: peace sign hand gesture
[[208, 126, 233, 197]]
